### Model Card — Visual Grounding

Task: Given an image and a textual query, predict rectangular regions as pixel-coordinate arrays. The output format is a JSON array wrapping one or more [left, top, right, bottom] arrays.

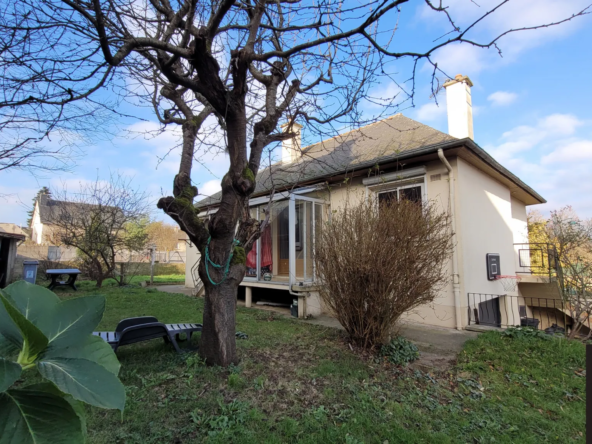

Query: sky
[[1, 0, 592, 226]]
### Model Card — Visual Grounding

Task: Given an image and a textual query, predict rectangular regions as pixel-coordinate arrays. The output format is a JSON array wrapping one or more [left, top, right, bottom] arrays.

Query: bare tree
[[146, 221, 182, 252], [544, 207, 592, 339], [0, 1, 123, 174], [315, 197, 453, 348], [49, 174, 150, 287], [5, 0, 589, 365]]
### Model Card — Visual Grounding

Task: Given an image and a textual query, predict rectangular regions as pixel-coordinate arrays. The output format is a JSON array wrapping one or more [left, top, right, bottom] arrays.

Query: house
[[30, 194, 123, 245], [30, 193, 61, 245], [185, 74, 562, 331], [0, 223, 27, 287]]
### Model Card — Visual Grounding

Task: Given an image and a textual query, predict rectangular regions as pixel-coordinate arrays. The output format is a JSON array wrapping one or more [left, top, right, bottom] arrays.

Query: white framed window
[[372, 177, 427, 208]]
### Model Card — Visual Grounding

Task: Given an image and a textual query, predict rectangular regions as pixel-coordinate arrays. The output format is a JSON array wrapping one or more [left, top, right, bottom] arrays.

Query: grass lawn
[[38, 274, 186, 290], [54, 285, 586, 444]]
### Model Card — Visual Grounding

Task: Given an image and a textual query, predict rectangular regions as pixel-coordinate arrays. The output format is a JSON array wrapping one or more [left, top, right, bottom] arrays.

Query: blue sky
[[1, 0, 592, 226]]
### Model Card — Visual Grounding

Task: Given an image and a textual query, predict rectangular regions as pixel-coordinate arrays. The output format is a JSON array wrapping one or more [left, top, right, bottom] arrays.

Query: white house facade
[[185, 75, 561, 331]]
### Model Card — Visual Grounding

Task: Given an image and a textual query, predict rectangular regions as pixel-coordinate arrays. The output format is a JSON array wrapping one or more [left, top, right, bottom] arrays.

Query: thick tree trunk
[[198, 260, 245, 366], [200, 281, 239, 366]]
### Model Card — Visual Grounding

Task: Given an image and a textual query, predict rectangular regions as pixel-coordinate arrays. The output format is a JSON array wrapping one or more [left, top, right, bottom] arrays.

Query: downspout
[[438, 149, 463, 330]]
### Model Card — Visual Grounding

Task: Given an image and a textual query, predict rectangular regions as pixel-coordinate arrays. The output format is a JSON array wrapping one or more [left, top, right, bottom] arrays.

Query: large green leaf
[[0, 387, 84, 444], [0, 292, 23, 350], [0, 334, 18, 359], [37, 357, 125, 411], [2, 281, 60, 325], [22, 383, 87, 439], [44, 335, 120, 375], [43, 295, 106, 349], [0, 359, 21, 392], [0, 293, 48, 362]]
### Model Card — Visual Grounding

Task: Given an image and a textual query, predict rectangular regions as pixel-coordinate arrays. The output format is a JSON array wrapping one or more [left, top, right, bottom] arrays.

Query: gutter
[[437, 149, 463, 331]]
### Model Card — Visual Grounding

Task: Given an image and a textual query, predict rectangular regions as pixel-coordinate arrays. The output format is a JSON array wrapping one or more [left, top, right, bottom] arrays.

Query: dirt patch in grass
[[410, 351, 457, 372], [236, 346, 330, 417]]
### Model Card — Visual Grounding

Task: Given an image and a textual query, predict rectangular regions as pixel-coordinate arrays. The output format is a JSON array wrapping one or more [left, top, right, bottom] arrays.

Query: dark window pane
[[378, 191, 397, 207], [399, 186, 422, 204]]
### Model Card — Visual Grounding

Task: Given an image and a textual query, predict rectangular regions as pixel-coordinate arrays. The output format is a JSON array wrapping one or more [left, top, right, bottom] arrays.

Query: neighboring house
[[30, 194, 124, 245], [0, 223, 27, 287], [30, 193, 60, 245], [185, 74, 562, 331]]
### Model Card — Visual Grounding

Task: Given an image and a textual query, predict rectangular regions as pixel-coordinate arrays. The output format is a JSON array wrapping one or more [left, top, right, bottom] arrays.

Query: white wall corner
[[280, 122, 303, 164], [443, 74, 474, 140]]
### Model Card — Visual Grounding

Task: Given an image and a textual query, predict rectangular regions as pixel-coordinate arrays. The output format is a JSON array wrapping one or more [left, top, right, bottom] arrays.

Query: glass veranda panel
[[249, 198, 325, 284], [245, 207, 258, 278], [249, 200, 289, 283]]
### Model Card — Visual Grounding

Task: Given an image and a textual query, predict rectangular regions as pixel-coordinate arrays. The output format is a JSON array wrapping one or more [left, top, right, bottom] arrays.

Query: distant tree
[[543, 207, 592, 339], [146, 221, 181, 252], [26, 186, 51, 227], [527, 210, 548, 245], [49, 174, 150, 287]]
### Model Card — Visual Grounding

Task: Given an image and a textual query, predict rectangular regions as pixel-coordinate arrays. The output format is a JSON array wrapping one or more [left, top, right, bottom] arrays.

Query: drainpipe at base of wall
[[437, 149, 463, 330]]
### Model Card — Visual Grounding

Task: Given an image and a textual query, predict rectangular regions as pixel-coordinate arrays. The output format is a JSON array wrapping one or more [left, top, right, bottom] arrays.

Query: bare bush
[[314, 197, 453, 348]]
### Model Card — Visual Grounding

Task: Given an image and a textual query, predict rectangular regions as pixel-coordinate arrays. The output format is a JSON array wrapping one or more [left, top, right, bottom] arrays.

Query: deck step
[[465, 325, 504, 333]]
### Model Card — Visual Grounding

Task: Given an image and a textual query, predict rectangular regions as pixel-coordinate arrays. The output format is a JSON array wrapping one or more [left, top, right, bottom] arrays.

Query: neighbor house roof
[[0, 223, 27, 241], [196, 113, 545, 208], [36, 195, 124, 225]]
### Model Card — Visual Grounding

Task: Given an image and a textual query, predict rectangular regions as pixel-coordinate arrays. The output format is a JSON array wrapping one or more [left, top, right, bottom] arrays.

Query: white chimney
[[443, 74, 474, 140], [280, 121, 303, 164]]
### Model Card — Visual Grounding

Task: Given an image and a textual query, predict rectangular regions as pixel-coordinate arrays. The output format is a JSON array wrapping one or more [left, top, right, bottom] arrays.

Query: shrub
[[314, 196, 453, 348], [0, 281, 125, 443], [501, 326, 552, 340], [379, 336, 420, 365]]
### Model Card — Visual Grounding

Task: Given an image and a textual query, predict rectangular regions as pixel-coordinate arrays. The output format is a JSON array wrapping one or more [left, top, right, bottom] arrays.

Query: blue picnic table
[[46, 268, 81, 291]]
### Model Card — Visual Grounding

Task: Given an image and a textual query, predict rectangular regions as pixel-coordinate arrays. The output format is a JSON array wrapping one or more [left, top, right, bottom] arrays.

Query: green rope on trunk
[[205, 236, 240, 286]]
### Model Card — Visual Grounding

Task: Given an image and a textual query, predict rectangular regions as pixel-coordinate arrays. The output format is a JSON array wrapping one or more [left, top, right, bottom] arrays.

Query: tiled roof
[[37, 195, 123, 224], [197, 114, 455, 208]]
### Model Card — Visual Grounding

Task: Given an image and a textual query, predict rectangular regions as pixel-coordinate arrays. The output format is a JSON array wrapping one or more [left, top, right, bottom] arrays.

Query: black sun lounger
[[93, 316, 202, 353]]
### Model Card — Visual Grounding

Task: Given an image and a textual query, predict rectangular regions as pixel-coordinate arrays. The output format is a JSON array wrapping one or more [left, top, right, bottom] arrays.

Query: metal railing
[[514, 243, 560, 278], [467, 292, 590, 336]]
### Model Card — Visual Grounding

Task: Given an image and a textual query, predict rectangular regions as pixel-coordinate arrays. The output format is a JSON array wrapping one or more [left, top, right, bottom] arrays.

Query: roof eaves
[[458, 138, 546, 204], [0, 232, 26, 240], [195, 137, 545, 209]]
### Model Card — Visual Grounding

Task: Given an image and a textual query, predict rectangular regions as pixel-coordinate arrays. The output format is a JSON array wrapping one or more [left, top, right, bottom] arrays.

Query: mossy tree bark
[[152, 14, 299, 366]]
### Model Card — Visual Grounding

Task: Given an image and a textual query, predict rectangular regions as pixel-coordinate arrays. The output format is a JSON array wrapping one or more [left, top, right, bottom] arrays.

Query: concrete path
[[305, 314, 478, 355], [154, 285, 479, 369], [154, 285, 196, 296]]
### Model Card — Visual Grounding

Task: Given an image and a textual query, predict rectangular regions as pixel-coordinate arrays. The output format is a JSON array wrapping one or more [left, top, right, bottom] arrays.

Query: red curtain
[[246, 225, 273, 269], [260, 225, 272, 267]]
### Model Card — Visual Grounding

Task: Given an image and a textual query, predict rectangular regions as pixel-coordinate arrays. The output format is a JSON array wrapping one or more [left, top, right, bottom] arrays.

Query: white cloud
[[541, 140, 592, 165], [486, 113, 583, 164], [418, 0, 591, 74], [415, 102, 446, 122], [365, 81, 405, 109], [484, 112, 592, 216], [426, 43, 492, 75], [540, 114, 582, 136], [121, 118, 229, 179], [197, 180, 221, 200], [488, 91, 518, 107]]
